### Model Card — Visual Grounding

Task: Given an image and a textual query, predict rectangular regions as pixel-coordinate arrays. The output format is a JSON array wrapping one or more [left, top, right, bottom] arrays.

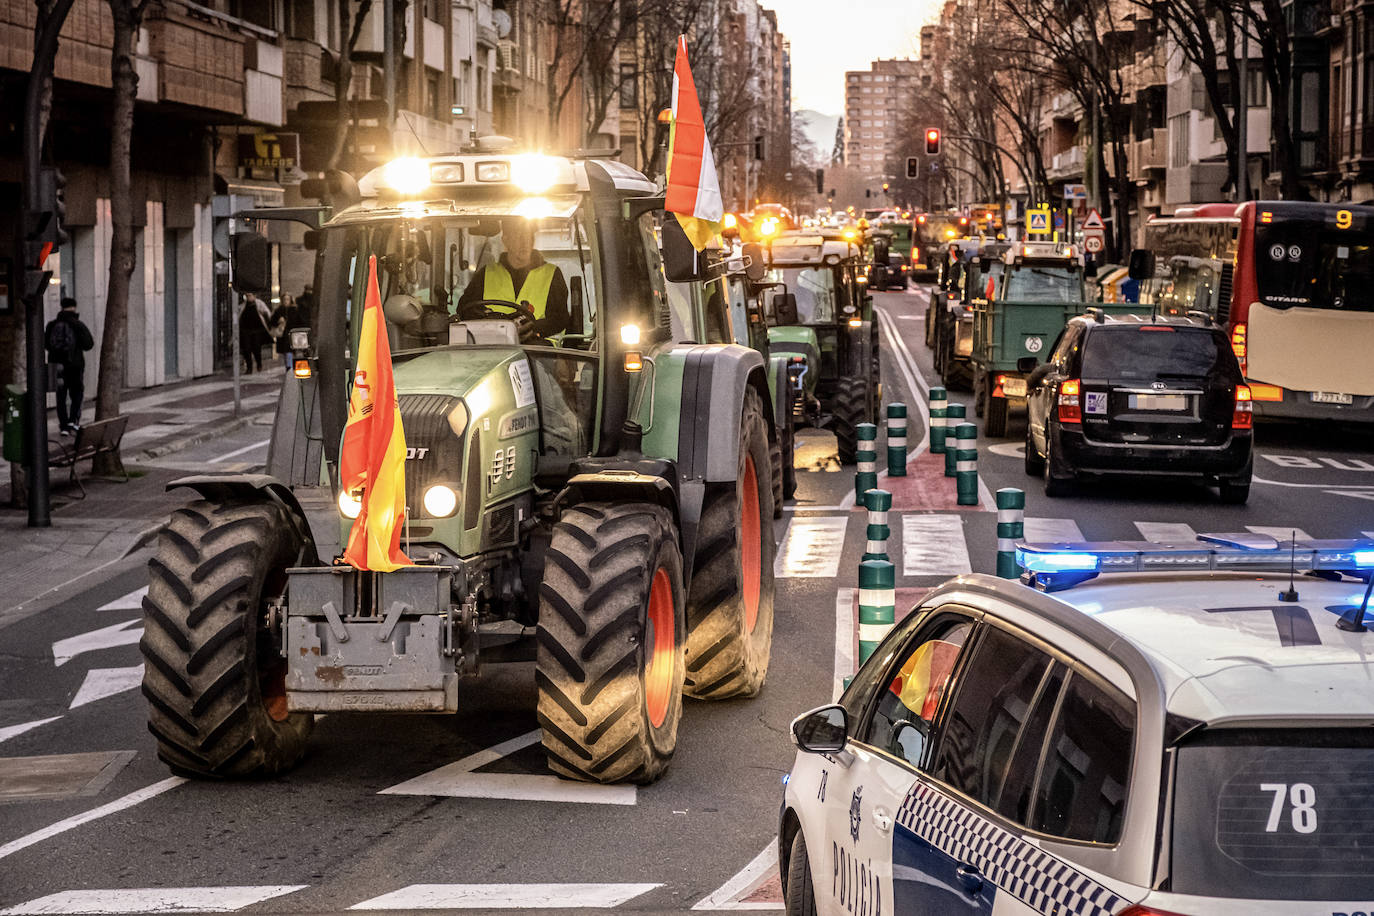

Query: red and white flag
[[665, 35, 723, 251]]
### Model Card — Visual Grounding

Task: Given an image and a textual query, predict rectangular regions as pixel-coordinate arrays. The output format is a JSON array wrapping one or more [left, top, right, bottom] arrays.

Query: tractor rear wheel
[[537, 502, 685, 784], [140, 499, 313, 778], [832, 377, 870, 465], [685, 387, 777, 699]]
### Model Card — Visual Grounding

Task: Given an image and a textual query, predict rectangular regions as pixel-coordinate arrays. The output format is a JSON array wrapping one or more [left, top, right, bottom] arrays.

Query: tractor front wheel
[[832, 377, 870, 465], [140, 499, 313, 778], [685, 387, 777, 699], [537, 502, 685, 784]]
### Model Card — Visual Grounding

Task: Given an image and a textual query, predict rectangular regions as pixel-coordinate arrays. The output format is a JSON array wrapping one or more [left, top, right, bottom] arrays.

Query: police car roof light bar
[[1016, 536, 1374, 593]]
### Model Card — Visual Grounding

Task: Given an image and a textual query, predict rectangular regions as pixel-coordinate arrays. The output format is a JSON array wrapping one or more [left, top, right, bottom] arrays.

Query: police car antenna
[[1278, 530, 1299, 602], [1337, 574, 1374, 633]]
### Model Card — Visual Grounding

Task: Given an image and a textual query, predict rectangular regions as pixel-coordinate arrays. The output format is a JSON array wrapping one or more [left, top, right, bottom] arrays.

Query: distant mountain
[[794, 109, 840, 164]]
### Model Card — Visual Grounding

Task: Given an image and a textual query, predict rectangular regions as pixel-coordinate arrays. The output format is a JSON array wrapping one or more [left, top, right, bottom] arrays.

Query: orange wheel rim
[[644, 567, 675, 729], [261, 659, 290, 722], [741, 454, 762, 633]]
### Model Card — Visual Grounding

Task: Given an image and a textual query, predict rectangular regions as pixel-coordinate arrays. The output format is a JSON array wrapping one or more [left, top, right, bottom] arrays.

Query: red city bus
[[1140, 201, 1374, 421]]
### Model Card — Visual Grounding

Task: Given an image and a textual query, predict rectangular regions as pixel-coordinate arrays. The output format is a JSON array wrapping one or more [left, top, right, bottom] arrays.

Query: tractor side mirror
[[1128, 248, 1155, 281], [774, 292, 799, 326], [662, 217, 708, 283], [231, 231, 271, 295], [741, 243, 766, 281]]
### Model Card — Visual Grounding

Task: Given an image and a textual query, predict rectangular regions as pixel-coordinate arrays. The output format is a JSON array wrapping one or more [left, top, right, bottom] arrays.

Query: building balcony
[[1127, 47, 1166, 94], [1047, 145, 1085, 180], [1131, 127, 1168, 175]]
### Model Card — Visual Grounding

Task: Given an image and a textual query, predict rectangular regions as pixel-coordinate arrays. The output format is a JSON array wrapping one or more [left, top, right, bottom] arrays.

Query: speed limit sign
[[1085, 236, 1104, 253]]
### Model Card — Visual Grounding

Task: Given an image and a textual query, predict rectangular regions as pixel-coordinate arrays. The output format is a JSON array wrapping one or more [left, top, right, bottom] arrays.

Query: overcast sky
[[769, 0, 943, 114]]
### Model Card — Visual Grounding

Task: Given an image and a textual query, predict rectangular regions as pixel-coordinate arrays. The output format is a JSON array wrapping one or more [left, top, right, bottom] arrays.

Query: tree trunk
[[94, 0, 144, 471]]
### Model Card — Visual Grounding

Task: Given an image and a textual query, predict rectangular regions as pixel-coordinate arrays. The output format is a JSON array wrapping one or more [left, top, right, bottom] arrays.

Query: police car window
[[927, 626, 1054, 812], [1169, 728, 1374, 900], [994, 664, 1066, 826], [1030, 670, 1133, 844], [862, 615, 972, 767]]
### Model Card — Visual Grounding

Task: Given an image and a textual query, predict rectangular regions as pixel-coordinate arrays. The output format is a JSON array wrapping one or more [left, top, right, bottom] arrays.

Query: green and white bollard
[[886, 403, 907, 477], [955, 422, 978, 506], [858, 558, 896, 664], [996, 488, 1025, 578], [943, 403, 966, 478], [929, 387, 948, 454], [855, 423, 879, 501], [863, 488, 892, 562]]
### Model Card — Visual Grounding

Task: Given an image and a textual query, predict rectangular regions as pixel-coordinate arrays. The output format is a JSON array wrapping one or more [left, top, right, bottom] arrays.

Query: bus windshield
[[1254, 224, 1374, 311], [1002, 264, 1084, 302]]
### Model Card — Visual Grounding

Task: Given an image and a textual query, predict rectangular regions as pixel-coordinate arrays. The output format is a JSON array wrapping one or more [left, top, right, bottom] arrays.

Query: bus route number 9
[[1336, 209, 1353, 230]]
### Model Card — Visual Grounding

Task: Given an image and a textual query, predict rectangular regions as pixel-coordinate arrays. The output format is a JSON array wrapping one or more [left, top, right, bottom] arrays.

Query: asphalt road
[[1, 285, 1370, 915]]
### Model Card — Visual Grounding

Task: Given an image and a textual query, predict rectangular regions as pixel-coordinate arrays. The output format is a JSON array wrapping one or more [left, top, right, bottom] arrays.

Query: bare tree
[[93, 0, 151, 467], [324, 0, 377, 170]]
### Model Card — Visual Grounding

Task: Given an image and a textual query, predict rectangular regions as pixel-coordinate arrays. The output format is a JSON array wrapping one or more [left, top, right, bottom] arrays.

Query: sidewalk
[[0, 366, 285, 628]]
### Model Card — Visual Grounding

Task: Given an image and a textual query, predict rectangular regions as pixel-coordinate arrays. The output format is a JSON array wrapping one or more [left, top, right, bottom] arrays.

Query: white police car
[[779, 534, 1374, 916]]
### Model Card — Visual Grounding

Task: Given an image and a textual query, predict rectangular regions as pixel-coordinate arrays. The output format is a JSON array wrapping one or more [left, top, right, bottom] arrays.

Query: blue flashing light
[[781, 773, 791, 786], [1016, 549, 1101, 574], [1354, 551, 1374, 568]]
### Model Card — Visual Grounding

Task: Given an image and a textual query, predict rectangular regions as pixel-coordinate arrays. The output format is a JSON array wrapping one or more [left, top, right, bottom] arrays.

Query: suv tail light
[[1233, 383, 1253, 429], [1230, 322, 1247, 374], [1057, 379, 1082, 423]]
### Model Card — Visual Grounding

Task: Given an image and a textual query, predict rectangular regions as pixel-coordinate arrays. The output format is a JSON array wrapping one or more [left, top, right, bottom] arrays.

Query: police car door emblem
[[1151, 381, 1166, 390], [849, 786, 862, 841]]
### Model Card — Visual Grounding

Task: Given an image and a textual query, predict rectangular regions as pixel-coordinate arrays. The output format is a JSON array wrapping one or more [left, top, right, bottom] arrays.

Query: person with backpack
[[45, 297, 95, 435], [238, 292, 272, 373]]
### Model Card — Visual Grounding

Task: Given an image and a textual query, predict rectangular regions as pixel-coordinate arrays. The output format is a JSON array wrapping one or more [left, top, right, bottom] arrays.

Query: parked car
[[1022, 311, 1253, 502]]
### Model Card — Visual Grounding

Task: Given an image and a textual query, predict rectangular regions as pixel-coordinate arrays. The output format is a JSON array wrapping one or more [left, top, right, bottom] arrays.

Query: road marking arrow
[[96, 586, 147, 612], [69, 665, 145, 709], [52, 619, 142, 668], [0, 717, 62, 745]]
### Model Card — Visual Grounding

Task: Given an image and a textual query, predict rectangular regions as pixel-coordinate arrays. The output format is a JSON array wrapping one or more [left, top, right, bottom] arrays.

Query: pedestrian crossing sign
[[1027, 207, 1050, 234]]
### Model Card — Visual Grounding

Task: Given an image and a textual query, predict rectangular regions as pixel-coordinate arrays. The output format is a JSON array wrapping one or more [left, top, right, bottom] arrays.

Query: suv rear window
[[1080, 326, 1232, 382], [1169, 729, 1374, 899]]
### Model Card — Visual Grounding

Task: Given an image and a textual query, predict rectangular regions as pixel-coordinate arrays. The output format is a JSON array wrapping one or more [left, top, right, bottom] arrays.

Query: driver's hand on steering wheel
[[514, 312, 536, 343]]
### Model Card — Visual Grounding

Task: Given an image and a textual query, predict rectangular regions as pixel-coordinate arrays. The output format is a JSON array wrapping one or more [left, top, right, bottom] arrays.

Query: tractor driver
[[456, 218, 571, 343]]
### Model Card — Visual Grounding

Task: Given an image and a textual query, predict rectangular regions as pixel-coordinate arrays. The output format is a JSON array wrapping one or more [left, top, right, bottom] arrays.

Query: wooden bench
[[47, 415, 130, 498]]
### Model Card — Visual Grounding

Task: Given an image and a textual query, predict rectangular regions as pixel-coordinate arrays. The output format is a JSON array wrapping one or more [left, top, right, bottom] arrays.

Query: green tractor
[[138, 146, 779, 785], [758, 229, 879, 465]]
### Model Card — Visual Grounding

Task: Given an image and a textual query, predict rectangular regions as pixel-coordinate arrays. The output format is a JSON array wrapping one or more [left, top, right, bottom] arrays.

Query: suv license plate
[[1311, 391, 1353, 405], [1001, 377, 1027, 398], [1130, 393, 1187, 411]]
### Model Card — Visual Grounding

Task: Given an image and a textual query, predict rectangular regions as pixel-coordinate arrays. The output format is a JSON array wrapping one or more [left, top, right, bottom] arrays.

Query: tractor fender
[[766, 353, 794, 434], [167, 473, 321, 566], [677, 344, 771, 485], [558, 460, 679, 524]]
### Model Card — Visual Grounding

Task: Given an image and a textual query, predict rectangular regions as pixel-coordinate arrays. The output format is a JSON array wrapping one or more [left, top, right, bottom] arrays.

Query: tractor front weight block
[[284, 564, 461, 713]]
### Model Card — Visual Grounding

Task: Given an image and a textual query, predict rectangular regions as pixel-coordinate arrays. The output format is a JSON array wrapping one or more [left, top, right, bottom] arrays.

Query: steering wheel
[[456, 298, 538, 324]]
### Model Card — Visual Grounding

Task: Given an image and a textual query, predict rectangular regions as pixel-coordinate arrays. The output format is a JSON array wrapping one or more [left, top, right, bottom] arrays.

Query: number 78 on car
[[778, 534, 1374, 916]]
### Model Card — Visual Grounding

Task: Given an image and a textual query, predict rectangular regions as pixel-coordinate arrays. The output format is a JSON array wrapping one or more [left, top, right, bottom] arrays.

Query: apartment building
[[843, 59, 921, 181]]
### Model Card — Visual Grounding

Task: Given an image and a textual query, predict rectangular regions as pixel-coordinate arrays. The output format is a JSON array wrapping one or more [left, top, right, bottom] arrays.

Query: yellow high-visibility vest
[[483, 261, 557, 319]]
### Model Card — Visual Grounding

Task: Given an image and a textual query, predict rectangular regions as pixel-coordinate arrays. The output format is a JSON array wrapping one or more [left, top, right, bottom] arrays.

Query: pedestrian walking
[[239, 292, 271, 373], [45, 296, 95, 435], [270, 293, 302, 370]]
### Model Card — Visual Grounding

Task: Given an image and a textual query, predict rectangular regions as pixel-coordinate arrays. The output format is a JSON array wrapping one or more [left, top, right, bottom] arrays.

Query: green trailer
[[970, 242, 1135, 436]]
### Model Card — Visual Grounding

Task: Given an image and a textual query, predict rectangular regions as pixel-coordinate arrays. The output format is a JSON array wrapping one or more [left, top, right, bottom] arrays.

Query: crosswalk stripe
[[1133, 522, 1197, 543], [0, 886, 306, 914], [901, 515, 972, 577], [1245, 525, 1313, 541], [69, 665, 144, 710], [775, 516, 848, 578], [349, 884, 661, 910], [96, 587, 146, 612], [1023, 517, 1085, 544]]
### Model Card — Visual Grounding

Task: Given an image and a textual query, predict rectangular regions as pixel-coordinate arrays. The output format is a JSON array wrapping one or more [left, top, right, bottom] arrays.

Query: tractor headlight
[[423, 485, 458, 518], [511, 154, 560, 193], [338, 488, 362, 518], [383, 157, 430, 195]]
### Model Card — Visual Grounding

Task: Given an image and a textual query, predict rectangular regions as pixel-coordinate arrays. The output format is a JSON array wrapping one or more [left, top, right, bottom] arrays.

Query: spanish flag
[[340, 255, 412, 571], [665, 35, 723, 251]]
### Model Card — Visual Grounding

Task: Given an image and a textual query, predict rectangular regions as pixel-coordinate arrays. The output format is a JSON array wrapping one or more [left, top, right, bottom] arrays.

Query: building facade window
[[1169, 113, 1190, 167], [620, 64, 637, 109], [1245, 65, 1268, 107]]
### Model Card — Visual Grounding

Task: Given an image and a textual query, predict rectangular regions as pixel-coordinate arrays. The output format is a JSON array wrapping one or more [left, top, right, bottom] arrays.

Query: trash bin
[[3, 384, 25, 463]]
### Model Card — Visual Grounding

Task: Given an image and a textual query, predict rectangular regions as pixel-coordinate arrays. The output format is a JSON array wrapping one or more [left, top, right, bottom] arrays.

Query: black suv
[[1022, 312, 1253, 502]]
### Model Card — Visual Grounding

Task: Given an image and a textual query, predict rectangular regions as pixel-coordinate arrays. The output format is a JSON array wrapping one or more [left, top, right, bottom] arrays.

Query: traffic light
[[906, 156, 919, 179], [815, 168, 824, 194], [753, 135, 765, 160], [882, 182, 889, 192], [33, 167, 69, 247], [925, 128, 941, 155]]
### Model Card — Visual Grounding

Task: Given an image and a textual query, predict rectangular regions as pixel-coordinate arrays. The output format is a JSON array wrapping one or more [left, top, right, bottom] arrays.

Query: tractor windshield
[[335, 210, 600, 353], [765, 266, 837, 324]]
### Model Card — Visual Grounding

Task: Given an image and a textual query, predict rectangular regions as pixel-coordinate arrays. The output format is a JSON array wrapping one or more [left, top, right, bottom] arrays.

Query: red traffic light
[[924, 128, 941, 155]]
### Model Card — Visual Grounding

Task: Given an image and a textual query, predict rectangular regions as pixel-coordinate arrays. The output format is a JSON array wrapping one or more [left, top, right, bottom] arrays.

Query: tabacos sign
[[238, 132, 300, 170]]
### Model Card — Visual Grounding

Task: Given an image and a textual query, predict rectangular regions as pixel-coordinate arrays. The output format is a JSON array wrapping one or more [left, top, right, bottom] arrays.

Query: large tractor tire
[[832, 377, 871, 466], [769, 409, 798, 517], [536, 502, 685, 785], [140, 499, 313, 778], [685, 387, 777, 699]]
